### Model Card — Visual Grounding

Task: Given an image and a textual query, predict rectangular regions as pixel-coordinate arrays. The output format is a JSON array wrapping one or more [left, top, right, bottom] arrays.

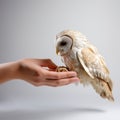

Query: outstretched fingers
[[44, 77, 79, 87], [44, 70, 77, 80]]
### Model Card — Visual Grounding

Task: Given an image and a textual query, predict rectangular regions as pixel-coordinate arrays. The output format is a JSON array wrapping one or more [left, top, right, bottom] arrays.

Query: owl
[[56, 30, 114, 101]]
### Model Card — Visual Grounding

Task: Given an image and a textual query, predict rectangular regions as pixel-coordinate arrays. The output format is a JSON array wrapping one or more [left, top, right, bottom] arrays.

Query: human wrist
[[0, 61, 20, 83]]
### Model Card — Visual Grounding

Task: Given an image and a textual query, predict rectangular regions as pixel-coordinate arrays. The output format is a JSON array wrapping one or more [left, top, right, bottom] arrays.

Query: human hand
[[17, 59, 79, 87]]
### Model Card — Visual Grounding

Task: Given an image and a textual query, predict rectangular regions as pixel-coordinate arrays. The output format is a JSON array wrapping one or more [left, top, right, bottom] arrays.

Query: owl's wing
[[77, 46, 111, 84]]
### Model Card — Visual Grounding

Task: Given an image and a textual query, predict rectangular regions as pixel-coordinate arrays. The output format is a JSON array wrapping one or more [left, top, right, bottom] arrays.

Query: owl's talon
[[56, 66, 69, 72]]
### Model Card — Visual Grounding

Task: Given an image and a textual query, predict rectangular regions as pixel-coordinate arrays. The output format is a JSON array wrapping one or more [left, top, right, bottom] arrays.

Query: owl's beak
[[56, 48, 59, 55], [56, 47, 61, 55]]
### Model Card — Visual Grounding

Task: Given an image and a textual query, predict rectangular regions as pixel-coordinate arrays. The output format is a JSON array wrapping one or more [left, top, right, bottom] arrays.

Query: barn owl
[[56, 30, 114, 101]]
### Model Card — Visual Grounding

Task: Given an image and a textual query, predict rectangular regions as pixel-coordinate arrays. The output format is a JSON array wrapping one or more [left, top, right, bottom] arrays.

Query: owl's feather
[[77, 47, 114, 101], [77, 47, 110, 82]]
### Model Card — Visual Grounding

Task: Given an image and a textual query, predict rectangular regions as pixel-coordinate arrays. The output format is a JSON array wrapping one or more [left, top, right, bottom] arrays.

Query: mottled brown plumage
[[56, 30, 114, 101]]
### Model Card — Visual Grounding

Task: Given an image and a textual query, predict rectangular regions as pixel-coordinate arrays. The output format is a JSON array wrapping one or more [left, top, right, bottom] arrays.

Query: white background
[[0, 0, 120, 120]]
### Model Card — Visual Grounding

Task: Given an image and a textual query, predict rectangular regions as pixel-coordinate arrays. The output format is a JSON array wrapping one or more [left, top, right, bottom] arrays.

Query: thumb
[[39, 59, 57, 69]]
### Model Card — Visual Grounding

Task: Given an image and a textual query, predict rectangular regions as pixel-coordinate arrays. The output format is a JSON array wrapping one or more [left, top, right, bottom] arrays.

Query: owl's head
[[56, 35, 73, 56], [56, 30, 88, 56]]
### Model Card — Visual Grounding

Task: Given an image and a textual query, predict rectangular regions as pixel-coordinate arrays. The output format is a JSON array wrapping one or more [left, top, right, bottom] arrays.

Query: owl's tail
[[91, 78, 114, 101]]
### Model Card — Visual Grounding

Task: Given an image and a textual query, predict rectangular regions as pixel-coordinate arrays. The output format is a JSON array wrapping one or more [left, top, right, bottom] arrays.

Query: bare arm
[[0, 61, 19, 83], [0, 59, 79, 87]]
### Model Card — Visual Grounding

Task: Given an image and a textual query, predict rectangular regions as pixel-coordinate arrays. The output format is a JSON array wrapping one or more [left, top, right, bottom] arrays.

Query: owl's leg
[[56, 66, 69, 72]]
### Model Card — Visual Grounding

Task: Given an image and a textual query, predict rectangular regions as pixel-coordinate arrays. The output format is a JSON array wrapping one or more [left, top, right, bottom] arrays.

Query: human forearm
[[0, 61, 19, 83]]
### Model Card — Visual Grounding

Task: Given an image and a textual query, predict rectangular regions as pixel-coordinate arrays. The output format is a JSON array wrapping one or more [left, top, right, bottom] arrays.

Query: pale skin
[[0, 59, 79, 87]]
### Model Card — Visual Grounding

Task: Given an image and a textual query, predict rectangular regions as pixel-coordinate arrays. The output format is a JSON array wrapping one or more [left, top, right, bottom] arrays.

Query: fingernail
[[71, 72, 77, 76], [71, 79, 79, 84], [75, 78, 80, 81]]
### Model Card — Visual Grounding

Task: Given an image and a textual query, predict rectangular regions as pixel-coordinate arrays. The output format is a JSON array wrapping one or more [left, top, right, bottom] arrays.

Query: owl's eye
[[60, 41, 67, 46]]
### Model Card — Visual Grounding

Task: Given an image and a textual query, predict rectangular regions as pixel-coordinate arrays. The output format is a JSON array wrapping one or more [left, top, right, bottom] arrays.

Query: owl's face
[[56, 35, 73, 56]]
